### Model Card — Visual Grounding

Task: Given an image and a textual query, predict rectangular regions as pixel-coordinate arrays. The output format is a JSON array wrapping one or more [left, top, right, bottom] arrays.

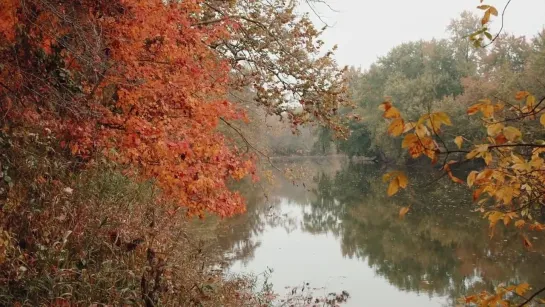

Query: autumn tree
[[196, 0, 351, 133], [378, 1, 545, 305], [0, 0, 348, 217]]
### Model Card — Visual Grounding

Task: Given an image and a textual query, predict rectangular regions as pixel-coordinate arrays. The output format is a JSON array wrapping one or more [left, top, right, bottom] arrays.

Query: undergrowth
[[0, 127, 274, 306]]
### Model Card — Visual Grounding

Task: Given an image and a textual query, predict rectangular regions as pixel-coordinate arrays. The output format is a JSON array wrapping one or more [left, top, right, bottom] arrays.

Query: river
[[216, 158, 545, 306]]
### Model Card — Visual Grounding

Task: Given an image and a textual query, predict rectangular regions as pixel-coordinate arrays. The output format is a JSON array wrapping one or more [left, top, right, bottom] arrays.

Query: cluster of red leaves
[[0, 0, 256, 217]]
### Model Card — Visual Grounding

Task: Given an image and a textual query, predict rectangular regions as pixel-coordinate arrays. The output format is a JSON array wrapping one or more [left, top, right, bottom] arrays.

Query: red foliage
[[0, 0, 256, 217]]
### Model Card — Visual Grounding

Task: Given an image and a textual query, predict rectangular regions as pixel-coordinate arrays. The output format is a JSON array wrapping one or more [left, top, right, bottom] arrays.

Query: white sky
[[306, 0, 545, 69]]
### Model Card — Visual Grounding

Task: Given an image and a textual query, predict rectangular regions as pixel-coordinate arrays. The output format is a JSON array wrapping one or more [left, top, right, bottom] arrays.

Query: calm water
[[217, 158, 545, 306]]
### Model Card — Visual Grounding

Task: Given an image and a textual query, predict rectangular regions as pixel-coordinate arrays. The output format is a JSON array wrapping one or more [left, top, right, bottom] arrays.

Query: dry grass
[[0, 127, 274, 306]]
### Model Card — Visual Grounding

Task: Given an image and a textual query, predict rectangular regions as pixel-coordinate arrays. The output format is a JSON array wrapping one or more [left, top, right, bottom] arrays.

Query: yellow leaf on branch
[[388, 118, 405, 136], [454, 136, 463, 149], [503, 126, 522, 142]]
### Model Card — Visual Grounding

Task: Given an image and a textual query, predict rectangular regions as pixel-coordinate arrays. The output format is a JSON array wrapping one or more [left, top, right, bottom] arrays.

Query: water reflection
[[220, 158, 545, 306]]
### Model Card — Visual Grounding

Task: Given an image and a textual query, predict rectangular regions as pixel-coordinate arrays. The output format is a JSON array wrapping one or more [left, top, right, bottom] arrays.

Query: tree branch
[[483, 0, 513, 47], [518, 285, 545, 307]]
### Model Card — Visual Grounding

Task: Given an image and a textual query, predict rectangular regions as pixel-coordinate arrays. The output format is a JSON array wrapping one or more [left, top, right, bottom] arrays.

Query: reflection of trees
[[305, 162, 545, 304], [218, 159, 545, 304], [216, 158, 346, 264]]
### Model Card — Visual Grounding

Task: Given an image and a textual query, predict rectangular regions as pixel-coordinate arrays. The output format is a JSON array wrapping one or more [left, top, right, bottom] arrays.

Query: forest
[[1, 0, 544, 306]]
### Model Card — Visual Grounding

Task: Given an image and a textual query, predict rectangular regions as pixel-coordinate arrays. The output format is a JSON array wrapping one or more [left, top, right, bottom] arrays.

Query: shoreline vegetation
[[1, 0, 545, 305]]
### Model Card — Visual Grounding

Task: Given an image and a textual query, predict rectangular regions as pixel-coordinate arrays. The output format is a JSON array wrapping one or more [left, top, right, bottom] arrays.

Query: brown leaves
[[477, 4, 498, 25], [522, 235, 533, 250]]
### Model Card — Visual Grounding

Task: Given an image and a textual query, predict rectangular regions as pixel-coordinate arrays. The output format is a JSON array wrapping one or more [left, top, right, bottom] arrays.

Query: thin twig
[[483, 0, 513, 47], [518, 285, 545, 307]]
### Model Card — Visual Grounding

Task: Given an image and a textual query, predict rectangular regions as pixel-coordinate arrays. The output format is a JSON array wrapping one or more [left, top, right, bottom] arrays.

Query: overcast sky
[[306, 0, 545, 69]]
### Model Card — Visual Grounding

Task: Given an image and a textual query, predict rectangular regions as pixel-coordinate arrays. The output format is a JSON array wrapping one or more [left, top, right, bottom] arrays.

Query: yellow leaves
[[415, 123, 429, 137], [486, 123, 503, 137], [454, 136, 463, 149], [514, 219, 525, 228], [431, 112, 451, 126], [512, 154, 531, 172], [481, 10, 490, 25], [486, 211, 518, 228], [466, 144, 489, 160], [402, 133, 418, 149], [401, 133, 437, 160], [467, 99, 498, 118], [379, 101, 401, 119], [403, 122, 416, 133], [461, 282, 534, 307], [526, 95, 536, 108], [467, 171, 478, 187], [399, 206, 410, 218], [503, 126, 522, 142], [383, 171, 408, 196], [540, 113, 545, 127], [477, 4, 498, 25], [387, 118, 404, 136], [502, 212, 517, 226], [419, 112, 452, 132], [486, 211, 504, 236]]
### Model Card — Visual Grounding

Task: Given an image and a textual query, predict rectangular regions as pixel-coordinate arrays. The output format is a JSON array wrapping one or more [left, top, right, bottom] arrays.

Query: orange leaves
[[467, 103, 482, 116], [0, 0, 18, 42], [402, 133, 436, 160], [515, 282, 530, 296], [0, 0, 264, 218], [383, 171, 408, 196], [515, 91, 531, 101], [443, 161, 465, 184], [460, 282, 533, 306], [467, 99, 498, 118], [378, 81, 545, 237], [379, 101, 445, 165], [399, 206, 410, 218]]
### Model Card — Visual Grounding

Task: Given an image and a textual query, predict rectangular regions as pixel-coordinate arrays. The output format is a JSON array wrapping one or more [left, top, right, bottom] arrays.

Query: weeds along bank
[[0, 0, 348, 305], [0, 129, 275, 306]]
